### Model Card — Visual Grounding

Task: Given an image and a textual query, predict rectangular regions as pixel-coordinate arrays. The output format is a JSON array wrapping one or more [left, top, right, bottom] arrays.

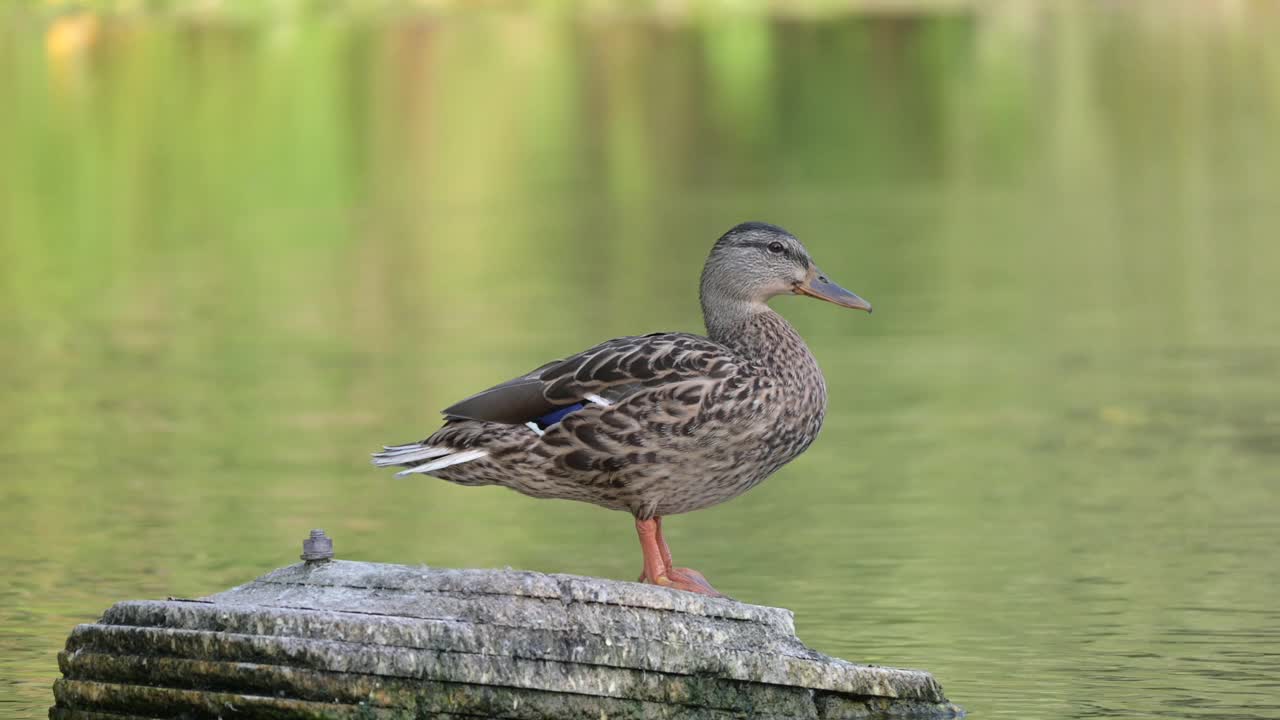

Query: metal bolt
[[301, 529, 334, 562]]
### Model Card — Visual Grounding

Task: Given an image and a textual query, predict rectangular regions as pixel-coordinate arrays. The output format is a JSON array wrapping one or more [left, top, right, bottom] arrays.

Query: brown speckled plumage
[[372, 222, 870, 523]]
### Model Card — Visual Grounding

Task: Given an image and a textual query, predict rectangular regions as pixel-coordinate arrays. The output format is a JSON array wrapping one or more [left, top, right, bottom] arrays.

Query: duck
[[372, 221, 871, 597]]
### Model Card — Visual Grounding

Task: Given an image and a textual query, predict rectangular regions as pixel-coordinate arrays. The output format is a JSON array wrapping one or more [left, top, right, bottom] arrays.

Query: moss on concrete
[[50, 560, 962, 719]]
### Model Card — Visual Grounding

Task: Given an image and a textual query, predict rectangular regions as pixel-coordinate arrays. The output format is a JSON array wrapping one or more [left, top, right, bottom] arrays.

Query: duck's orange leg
[[635, 517, 726, 598], [636, 516, 673, 581]]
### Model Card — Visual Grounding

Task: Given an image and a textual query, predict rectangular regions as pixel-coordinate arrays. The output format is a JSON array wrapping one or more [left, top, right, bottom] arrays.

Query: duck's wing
[[442, 332, 741, 424]]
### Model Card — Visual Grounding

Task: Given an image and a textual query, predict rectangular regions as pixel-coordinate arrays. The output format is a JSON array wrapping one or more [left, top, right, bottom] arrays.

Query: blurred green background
[[2, 1, 1280, 718]]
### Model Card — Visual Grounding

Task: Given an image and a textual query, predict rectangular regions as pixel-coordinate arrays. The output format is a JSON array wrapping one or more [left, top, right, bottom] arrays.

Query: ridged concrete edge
[[50, 560, 964, 719]]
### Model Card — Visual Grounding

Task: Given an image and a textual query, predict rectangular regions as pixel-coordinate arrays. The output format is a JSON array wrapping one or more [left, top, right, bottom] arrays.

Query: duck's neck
[[702, 296, 813, 369]]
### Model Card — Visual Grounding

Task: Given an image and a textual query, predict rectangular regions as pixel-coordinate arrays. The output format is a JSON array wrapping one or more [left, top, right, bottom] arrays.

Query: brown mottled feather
[[375, 314, 826, 519], [372, 222, 847, 520]]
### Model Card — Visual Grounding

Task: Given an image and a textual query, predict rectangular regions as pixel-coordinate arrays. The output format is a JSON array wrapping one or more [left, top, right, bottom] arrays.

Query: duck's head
[[700, 221, 872, 315]]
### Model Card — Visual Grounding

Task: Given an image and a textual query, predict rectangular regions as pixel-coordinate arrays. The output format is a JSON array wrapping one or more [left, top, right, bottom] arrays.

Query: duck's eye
[[767, 241, 785, 254]]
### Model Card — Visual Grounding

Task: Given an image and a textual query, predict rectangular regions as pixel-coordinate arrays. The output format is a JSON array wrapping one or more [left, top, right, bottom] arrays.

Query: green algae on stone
[[50, 560, 962, 719]]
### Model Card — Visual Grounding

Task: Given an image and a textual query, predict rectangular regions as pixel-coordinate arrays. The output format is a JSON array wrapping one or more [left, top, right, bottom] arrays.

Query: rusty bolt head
[[301, 528, 334, 562]]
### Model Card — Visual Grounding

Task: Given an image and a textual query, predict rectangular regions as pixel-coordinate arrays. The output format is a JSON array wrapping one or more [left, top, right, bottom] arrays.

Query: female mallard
[[372, 222, 871, 597]]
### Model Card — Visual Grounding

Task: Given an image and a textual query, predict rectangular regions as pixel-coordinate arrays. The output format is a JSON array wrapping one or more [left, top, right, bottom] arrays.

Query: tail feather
[[372, 438, 491, 477], [371, 444, 452, 468], [395, 449, 489, 477]]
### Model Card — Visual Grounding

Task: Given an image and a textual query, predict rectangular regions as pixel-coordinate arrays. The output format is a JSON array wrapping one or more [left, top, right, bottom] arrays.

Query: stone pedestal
[[52, 560, 962, 718]]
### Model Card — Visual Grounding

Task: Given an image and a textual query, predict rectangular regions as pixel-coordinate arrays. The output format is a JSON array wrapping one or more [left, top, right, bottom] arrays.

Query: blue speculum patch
[[534, 402, 585, 429]]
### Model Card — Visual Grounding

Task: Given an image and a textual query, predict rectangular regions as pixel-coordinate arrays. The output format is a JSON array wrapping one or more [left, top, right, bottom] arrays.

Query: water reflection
[[2, 3, 1279, 719]]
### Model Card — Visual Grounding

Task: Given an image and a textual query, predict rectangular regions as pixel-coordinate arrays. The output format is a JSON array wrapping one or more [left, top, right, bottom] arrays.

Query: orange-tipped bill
[[795, 267, 872, 312]]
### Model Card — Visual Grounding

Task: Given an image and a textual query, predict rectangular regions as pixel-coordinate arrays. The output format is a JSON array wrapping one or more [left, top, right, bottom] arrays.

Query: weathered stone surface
[[50, 560, 963, 719]]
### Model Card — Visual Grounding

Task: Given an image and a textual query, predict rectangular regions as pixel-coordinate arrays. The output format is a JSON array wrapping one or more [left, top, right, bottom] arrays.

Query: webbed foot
[[634, 516, 729, 598]]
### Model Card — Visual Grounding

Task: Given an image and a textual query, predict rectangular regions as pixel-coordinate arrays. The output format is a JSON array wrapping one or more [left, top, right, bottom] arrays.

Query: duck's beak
[[795, 266, 872, 313]]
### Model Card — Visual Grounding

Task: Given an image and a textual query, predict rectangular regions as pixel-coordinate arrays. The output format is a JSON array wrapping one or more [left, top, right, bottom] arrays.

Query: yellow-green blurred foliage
[[2, 2, 1279, 718]]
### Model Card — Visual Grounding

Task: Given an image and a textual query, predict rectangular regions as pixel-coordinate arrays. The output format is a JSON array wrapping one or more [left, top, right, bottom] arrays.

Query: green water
[[3, 3, 1280, 718]]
